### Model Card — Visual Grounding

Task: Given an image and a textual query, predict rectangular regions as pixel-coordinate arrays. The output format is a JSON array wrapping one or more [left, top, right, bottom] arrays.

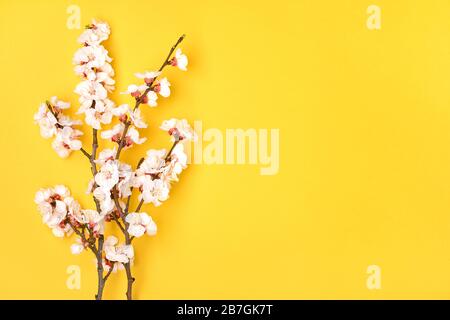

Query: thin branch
[[165, 140, 179, 161], [112, 213, 126, 234], [135, 199, 144, 213], [80, 147, 91, 159], [86, 102, 102, 213], [124, 157, 145, 214], [112, 189, 131, 243], [158, 34, 186, 72], [95, 234, 105, 300], [45, 101, 63, 129], [124, 194, 132, 215], [91, 128, 99, 175]]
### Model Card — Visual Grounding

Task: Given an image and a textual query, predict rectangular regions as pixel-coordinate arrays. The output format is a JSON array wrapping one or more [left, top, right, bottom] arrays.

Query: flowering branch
[[115, 34, 186, 160], [34, 20, 194, 300]]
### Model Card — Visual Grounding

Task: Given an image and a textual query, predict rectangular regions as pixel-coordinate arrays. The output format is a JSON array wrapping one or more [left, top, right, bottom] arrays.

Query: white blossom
[[135, 70, 161, 84], [121, 84, 158, 107], [78, 19, 110, 45], [138, 178, 170, 206], [104, 236, 134, 264], [125, 212, 157, 238], [57, 114, 82, 127], [130, 108, 147, 128], [101, 123, 123, 142], [52, 224, 73, 238], [34, 103, 58, 138], [70, 238, 86, 255], [93, 187, 115, 215], [72, 209, 105, 234], [136, 149, 166, 176], [52, 127, 83, 158], [121, 84, 147, 97], [160, 118, 196, 141], [75, 80, 108, 107], [35, 97, 84, 158], [169, 48, 188, 71], [111, 104, 147, 128], [73, 45, 109, 72], [154, 77, 170, 98], [117, 162, 134, 198], [94, 148, 117, 166], [127, 126, 147, 146], [74, 20, 115, 129], [49, 96, 70, 110], [34, 185, 79, 237], [145, 90, 158, 107], [95, 160, 119, 191], [83, 106, 112, 129], [111, 103, 130, 117]]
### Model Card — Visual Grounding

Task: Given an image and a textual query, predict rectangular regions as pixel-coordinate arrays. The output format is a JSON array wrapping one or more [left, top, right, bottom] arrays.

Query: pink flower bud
[[112, 134, 121, 143], [169, 57, 177, 66], [125, 136, 133, 147], [119, 114, 128, 123]]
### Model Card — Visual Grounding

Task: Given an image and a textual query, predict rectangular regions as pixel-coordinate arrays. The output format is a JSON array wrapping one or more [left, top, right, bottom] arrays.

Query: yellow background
[[1, 0, 450, 299]]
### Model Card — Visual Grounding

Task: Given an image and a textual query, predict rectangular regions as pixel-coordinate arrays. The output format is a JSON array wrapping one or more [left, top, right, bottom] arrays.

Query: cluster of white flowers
[[74, 20, 116, 129], [34, 184, 107, 251], [34, 185, 78, 237], [132, 139, 189, 207], [103, 236, 134, 272], [126, 212, 157, 237], [91, 157, 134, 215], [35, 20, 194, 299], [34, 97, 83, 158], [92, 122, 193, 211]]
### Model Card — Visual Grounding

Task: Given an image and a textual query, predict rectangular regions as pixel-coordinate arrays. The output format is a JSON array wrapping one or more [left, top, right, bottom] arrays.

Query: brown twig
[[124, 263, 135, 300], [124, 157, 145, 215], [112, 212, 126, 234], [45, 101, 62, 129], [80, 147, 91, 158], [165, 140, 179, 161], [95, 235, 105, 300], [135, 199, 144, 213], [112, 189, 131, 242]]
